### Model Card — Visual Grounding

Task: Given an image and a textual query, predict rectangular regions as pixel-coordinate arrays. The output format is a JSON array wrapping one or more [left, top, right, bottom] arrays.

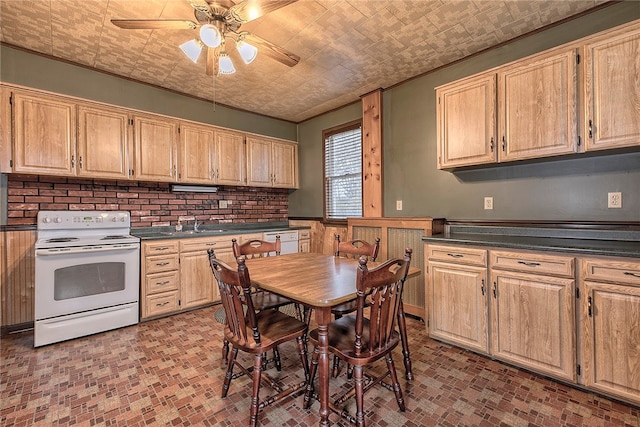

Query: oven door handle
[[36, 244, 140, 256]]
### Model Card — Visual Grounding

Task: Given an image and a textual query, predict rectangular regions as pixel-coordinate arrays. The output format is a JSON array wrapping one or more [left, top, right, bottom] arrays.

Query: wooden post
[[361, 89, 383, 218]]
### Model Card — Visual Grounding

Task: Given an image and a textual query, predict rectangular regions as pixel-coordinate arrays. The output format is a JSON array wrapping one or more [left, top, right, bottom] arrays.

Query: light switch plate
[[608, 192, 622, 208], [396, 200, 403, 211], [219, 200, 228, 209], [484, 197, 493, 210]]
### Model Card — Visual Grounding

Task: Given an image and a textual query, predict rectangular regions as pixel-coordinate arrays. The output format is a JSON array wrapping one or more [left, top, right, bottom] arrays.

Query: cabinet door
[[12, 92, 76, 175], [246, 136, 272, 187], [180, 250, 215, 309], [272, 141, 298, 188], [132, 115, 178, 182], [581, 281, 640, 405], [77, 105, 129, 179], [498, 48, 579, 162], [490, 270, 575, 381], [436, 73, 497, 168], [427, 261, 488, 353], [179, 122, 215, 184], [215, 129, 246, 186], [584, 23, 640, 151]]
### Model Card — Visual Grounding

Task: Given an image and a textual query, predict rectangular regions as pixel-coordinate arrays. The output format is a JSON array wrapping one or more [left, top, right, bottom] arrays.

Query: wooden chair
[[329, 234, 380, 377], [228, 236, 303, 371], [303, 249, 412, 427], [208, 249, 309, 427]]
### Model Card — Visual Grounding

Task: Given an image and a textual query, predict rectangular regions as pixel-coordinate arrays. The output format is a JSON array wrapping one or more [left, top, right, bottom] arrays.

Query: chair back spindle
[[334, 234, 380, 261], [354, 249, 412, 356], [233, 236, 281, 258]]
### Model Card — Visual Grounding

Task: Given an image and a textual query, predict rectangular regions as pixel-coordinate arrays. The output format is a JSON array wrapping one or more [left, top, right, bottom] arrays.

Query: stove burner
[[101, 235, 130, 240], [45, 237, 79, 243]]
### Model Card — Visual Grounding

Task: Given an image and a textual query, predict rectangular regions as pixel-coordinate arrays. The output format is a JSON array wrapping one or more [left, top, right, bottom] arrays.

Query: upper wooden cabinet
[[12, 91, 77, 176], [132, 114, 179, 182], [246, 136, 298, 188], [179, 124, 246, 186], [436, 73, 497, 169], [77, 104, 130, 179], [583, 21, 640, 151], [4, 83, 294, 188], [214, 129, 246, 186], [436, 20, 640, 170], [179, 122, 216, 184], [498, 48, 579, 162]]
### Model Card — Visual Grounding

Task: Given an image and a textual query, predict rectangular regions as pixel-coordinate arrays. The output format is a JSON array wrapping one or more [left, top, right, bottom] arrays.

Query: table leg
[[315, 307, 332, 426], [397, 300, 413, 381]]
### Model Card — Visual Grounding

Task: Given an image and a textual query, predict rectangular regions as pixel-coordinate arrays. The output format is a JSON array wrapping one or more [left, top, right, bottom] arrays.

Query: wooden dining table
[[243, 252, 419, 426]]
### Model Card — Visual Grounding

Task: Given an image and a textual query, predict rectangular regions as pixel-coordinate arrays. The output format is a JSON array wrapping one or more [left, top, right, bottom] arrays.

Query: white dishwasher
[[263, 230, 299, 254]]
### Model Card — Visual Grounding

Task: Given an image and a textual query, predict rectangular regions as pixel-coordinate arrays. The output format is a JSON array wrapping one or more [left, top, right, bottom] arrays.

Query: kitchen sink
[[160, 229, 226, 236]]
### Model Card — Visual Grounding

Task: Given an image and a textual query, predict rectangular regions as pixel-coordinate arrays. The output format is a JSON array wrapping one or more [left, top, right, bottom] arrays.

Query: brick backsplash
[[7, 174, 289, 227]]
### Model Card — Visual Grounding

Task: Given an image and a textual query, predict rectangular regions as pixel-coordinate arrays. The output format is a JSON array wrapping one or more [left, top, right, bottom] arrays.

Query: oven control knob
[[120, 217, 126, 222], [54, 217, 62, 223], [111, 217, 117, 222], [42, 216, 52, 224]]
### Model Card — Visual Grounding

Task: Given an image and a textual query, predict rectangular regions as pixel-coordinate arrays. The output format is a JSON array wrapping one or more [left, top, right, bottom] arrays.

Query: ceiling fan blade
[[186, 0, 215, 19], [110, 19, 198, 30], [227, 0, 297, 24], [245, 33, 299, 67]]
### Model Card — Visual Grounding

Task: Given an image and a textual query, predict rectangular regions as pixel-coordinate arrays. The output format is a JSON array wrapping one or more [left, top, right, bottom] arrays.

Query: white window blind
[[324, 125, 362, 220]]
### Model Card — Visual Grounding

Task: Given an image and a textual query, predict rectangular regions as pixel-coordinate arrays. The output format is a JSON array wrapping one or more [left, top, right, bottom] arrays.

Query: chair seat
[[331, 298, 372, 316], [225, 309, 307, 353], [251, 290, 295, 311], [309, 315, 400, 364]]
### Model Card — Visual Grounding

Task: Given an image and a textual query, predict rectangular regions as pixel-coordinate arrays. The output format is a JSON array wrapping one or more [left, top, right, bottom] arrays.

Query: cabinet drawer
[[145, 291, 180, 318], [238, 233, 263, 243], [145, 254, 179, 274], [180, 236, 232, 252], [491, 250, 574, 277], [145, 271, 180, 294], [427, 244, 487, 266], [144, 240, 179, 255], [582, 258, 640, 286], [299, 230, 311, 239]]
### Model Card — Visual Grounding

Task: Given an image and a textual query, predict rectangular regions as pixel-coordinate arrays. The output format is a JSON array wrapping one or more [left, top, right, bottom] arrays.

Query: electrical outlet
[[396, 200, 403, 211], [484, 197, 493, 210], [608, 192, 622, 208], [219, 200, 228, 209]]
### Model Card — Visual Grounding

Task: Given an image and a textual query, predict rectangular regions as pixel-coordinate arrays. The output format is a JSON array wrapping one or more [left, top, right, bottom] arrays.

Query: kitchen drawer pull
[[156, 280, 170, 286], [447, 253, 464, 258], [624, 271, 640, 278], [156, 262, 170, 266], [154, 247, 169, 251], [517, 260, 541, 267], [206, 243, 217, 246], [156, 301, 170, 307]]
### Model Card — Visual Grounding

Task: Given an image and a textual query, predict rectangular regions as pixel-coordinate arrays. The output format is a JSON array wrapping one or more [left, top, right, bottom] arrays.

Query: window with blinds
[[323, 122, 362, 220]]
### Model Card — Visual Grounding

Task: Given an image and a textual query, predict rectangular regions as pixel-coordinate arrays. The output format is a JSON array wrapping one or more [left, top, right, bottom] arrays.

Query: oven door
[[35, 244, 140, 320]]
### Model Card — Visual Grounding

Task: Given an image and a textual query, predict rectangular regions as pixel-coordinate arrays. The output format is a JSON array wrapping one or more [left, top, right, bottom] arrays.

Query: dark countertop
[[422, 225, 640, 258], [132, 222, 310, 241]]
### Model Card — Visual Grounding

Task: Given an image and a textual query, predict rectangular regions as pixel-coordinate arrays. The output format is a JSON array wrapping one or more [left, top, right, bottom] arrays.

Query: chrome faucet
[[193, 218, 201, 232]]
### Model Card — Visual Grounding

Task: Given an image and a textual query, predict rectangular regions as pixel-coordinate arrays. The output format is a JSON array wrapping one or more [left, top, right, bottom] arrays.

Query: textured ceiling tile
[[0, 0, 611, 122]]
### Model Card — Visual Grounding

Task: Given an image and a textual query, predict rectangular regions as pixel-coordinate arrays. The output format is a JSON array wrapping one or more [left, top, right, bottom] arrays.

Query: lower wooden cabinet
[[426, 245, 488, 353], [426, 243, 640, 406], [141, 236, 234, 320], [580, 257, 640, 405], [490, 250, 576, 382]]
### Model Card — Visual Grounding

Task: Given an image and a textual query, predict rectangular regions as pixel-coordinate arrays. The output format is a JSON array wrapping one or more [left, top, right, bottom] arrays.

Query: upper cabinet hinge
[[129, 118, 134, 126], [576, 53, 581, 64], [9, 95, 12, 105], [577, 136, 581, 147], [575, 288, 580, 299], [9, 159, 13, 167], [577, 364, 581, 376]]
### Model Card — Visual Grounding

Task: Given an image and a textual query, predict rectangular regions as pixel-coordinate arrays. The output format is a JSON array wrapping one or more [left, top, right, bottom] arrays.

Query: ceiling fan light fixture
[[200, 23, 222, 48], [218, 52, 236, 75], [180, 39, 204, 63], [236, 39, 258, 64]]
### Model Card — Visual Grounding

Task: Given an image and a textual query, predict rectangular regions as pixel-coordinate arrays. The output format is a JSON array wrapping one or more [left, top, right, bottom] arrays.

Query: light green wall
[[0, 46, 297, 140], [292, 2, 640, 222]]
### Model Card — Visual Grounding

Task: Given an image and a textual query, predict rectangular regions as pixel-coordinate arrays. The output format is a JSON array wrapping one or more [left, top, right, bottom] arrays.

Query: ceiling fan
[[111, 0, 300, 76]]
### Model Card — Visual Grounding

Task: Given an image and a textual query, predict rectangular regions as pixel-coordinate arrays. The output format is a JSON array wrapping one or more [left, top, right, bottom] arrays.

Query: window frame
[[322, 119, 363, 224]]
